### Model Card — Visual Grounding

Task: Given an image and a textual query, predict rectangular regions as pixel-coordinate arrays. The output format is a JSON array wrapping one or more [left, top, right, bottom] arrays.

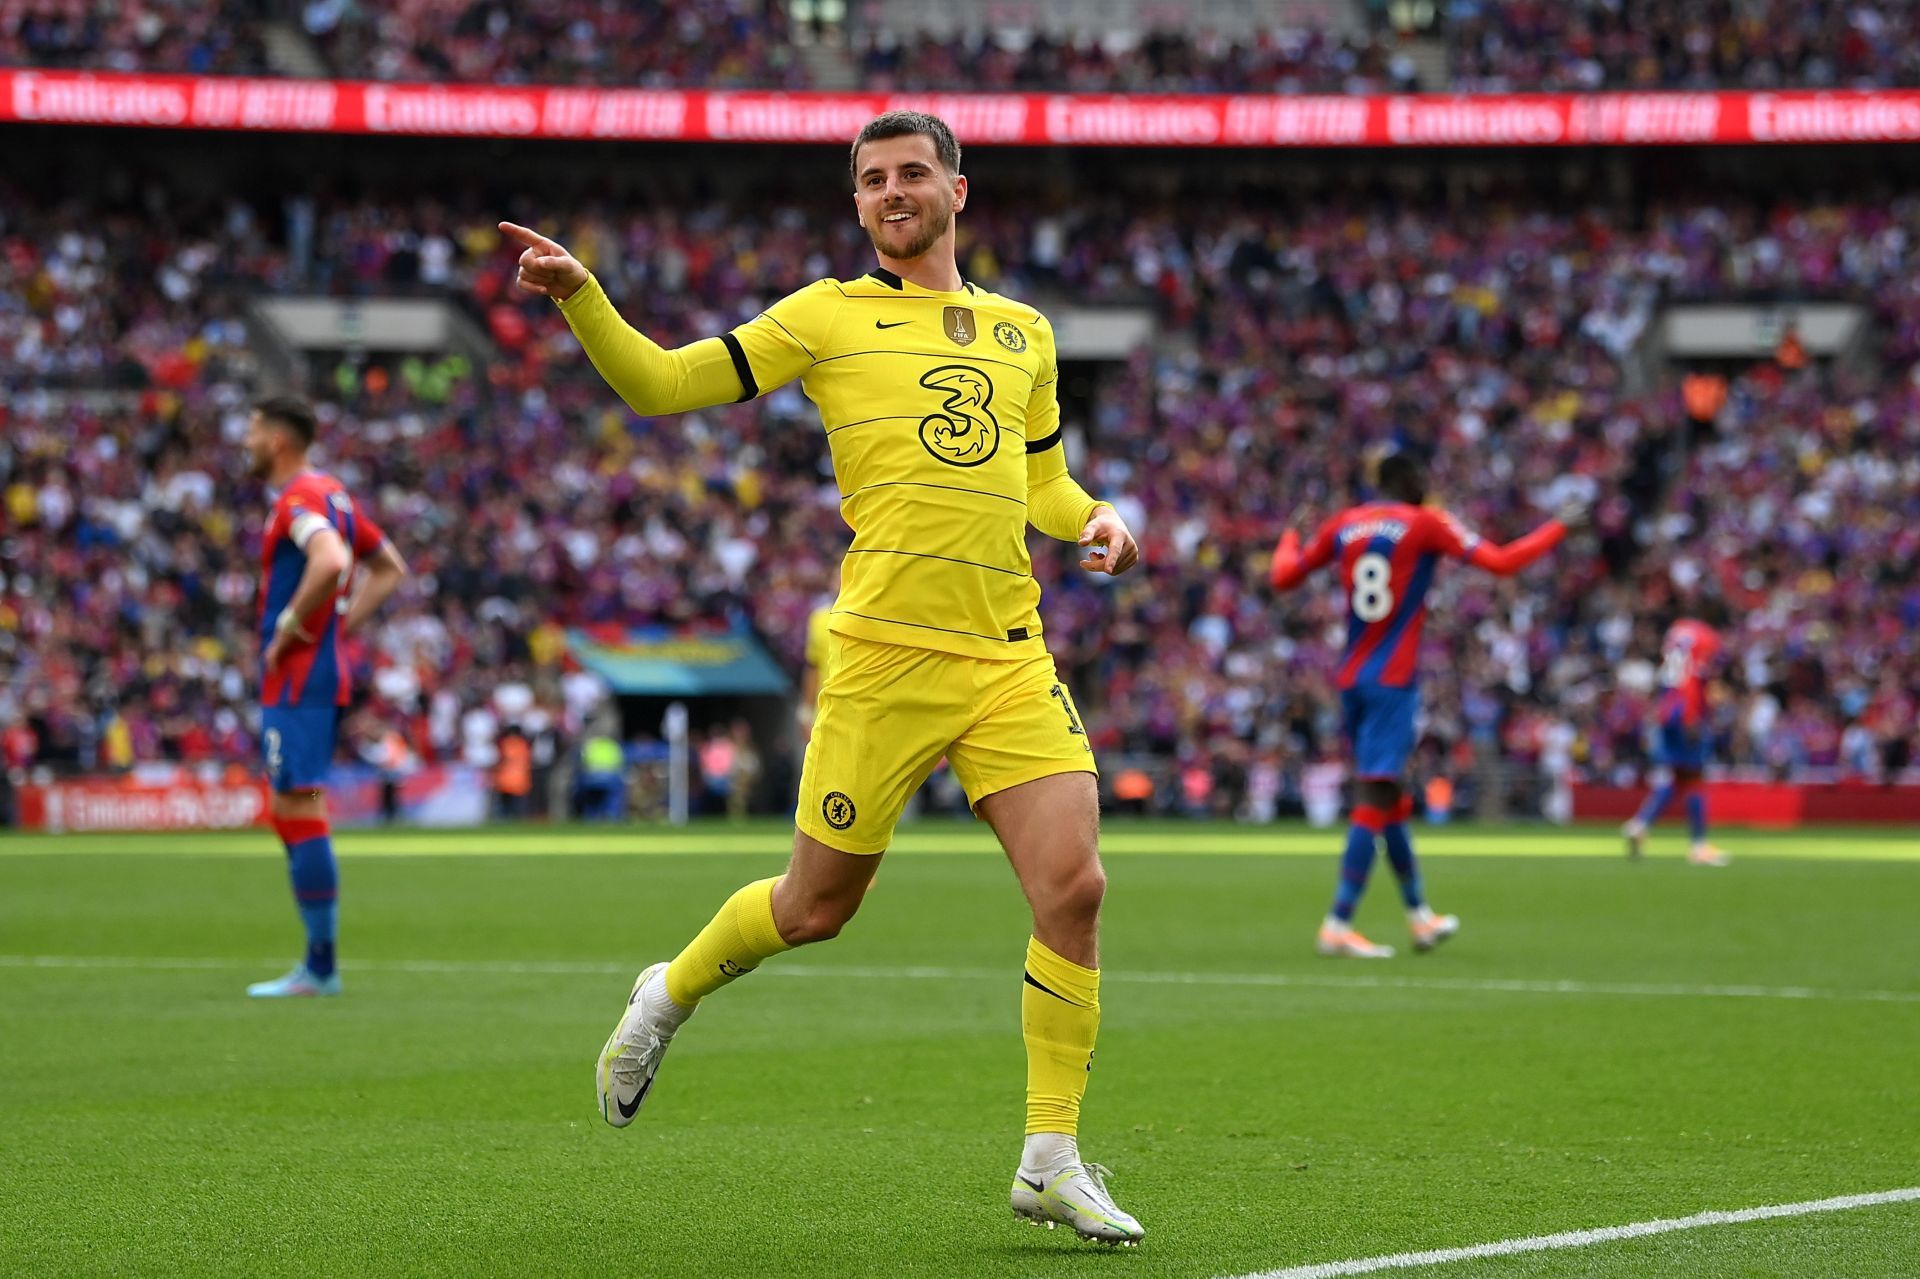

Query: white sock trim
[[1022, 1131, 1080, 1177], [644, 968, 693, 1027]]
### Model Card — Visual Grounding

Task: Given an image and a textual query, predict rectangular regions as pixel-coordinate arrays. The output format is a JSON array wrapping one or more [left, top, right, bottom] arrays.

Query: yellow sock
[[663, 877, 792, 1008], [1021, 936, 1100, 1136]]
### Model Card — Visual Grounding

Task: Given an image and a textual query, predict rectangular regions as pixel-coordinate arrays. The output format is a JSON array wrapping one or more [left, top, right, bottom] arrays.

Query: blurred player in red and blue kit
[[1270, 452, 1577, 957], [245, 397, 408, 997], [1622, 614, 1731, 867]]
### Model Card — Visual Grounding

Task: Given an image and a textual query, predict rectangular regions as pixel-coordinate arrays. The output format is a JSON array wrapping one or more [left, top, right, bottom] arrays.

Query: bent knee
[[1044, 859, 1107, 925], [780, 893, 863, 946]]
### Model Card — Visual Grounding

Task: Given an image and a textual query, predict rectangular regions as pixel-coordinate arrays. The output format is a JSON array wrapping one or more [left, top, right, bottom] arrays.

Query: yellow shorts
[[795, 633, 1098, 854]]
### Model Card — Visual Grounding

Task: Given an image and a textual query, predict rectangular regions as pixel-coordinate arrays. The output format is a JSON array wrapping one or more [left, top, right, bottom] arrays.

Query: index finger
[[498, 221, 560, 253]]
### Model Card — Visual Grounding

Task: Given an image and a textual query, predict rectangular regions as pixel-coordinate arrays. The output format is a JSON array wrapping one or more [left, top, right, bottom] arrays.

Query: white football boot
[[1012, 1159, 1144, 1246], [596, 962, 690, 1127]]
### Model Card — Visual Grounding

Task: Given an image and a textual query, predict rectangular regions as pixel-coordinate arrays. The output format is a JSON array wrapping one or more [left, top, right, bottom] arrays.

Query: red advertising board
[[8, 71, 1920, 148], [1573, 781, 1920, 827], [12, 765, 490, 832], [16, 775, 272, 833]]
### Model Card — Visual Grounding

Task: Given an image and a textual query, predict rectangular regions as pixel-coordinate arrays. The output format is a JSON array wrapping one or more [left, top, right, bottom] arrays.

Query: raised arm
[[1462, 520, 1566, 577], [501, 221, 758, 417], [1270, 517, 1340, 592]]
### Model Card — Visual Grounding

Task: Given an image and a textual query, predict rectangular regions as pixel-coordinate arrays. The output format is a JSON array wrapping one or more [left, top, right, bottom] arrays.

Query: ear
[[951, 173, 967, 213]]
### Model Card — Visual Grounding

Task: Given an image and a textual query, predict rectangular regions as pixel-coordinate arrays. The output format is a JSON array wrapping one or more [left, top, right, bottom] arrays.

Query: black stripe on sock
[[1024, 970, 1073, 1003], [720, 332, 758, 402]]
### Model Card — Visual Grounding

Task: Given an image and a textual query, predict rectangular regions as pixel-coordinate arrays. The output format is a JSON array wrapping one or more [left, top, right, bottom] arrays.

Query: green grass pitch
[[2, 820, 1916, 1278]]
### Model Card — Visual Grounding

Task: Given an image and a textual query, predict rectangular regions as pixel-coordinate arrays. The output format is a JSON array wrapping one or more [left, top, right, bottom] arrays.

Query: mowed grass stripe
[[3, 822, 1918, 860], [5, 954, 1918, 1005]]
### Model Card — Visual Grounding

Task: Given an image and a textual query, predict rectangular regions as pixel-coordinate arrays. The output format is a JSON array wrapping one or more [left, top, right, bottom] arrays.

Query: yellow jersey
[[804, 603, 833, 670], [558, 267, 1106, 660]]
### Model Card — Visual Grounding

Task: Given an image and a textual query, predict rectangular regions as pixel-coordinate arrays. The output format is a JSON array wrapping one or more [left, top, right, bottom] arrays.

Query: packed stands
[[856, 26, 1420, 94], [10, 0, 1920, 94], [0, 0, 271, 74], [1448, 0, 1920, 93], [4, 148, 1916, 815], [298, 0, 809, 88]]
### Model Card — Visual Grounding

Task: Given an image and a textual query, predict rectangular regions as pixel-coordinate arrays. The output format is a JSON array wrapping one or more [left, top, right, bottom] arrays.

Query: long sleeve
[[1027, 463, 1108, 542], [1270, 519, 1339, 591], [1023, 312, 1108, 541], [555, 274, 757, 415], [1464, 520, 1566, 576]]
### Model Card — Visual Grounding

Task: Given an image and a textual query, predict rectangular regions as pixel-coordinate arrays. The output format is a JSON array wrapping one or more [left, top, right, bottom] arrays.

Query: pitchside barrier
[[10, 764, 490, 833], [9, 767, 1919, 831], [1571, 780, 1920, 827]]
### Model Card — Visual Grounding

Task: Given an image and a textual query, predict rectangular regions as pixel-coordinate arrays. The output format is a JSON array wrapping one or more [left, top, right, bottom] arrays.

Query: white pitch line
[[0, 954, 631, 976], [2, 954, 1918, 1005], [1226, 1186, 1920, 1279], [1104, 968, 1920, 1005]]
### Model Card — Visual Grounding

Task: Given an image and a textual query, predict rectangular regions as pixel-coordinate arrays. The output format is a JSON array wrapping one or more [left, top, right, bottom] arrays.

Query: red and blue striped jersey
[[258, 471, 386, 708], [1657, 619, 1722, 728], [1271, 501, 1567, 690]]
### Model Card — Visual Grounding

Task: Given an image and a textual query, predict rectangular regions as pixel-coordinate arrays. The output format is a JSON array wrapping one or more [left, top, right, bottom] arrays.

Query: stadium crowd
[[0, 0, 271, 75], [856, 25, 1420, 94], [9, 0, 1920, 93], [297, 0, 808, 88], [1449, 0, 1920, 92], [3, 172, 1918, 814]]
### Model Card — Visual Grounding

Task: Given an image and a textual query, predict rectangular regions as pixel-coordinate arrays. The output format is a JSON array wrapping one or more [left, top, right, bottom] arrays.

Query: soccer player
[[500, 111, 1146, 1245], [1622, 615, 1730, 867], [244, 396, 408, 998], [1269, 452, 1574, 958]]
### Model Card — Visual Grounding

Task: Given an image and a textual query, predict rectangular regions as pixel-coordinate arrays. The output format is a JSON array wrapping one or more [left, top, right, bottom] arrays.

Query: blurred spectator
[[697, 725, 734, 815], [726, 719, 760, 821], [575, 723, 625, 820], [495, 722, 533, 819]]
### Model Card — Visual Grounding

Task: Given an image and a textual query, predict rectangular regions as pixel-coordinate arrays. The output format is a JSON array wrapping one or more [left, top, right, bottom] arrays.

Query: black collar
[[866, 267, 973, 294]]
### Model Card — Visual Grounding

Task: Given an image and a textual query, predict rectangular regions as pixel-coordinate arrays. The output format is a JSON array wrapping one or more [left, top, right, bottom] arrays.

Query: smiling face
[[852, 132, 966, 265]]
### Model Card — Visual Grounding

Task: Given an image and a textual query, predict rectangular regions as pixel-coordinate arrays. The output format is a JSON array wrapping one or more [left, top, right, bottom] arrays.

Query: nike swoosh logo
[[875, 320, 912, 329], [1017, 1174, 1045, 1192], [615, 1074, 653, 1120]]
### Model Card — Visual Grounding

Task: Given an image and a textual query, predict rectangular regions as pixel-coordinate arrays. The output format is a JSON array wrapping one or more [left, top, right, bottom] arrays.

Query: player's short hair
[[1697, 595, 1733, 629], [850, 111, 961, 183], [254, 394, 318, 447], [1373, 451, 1427, 505]]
